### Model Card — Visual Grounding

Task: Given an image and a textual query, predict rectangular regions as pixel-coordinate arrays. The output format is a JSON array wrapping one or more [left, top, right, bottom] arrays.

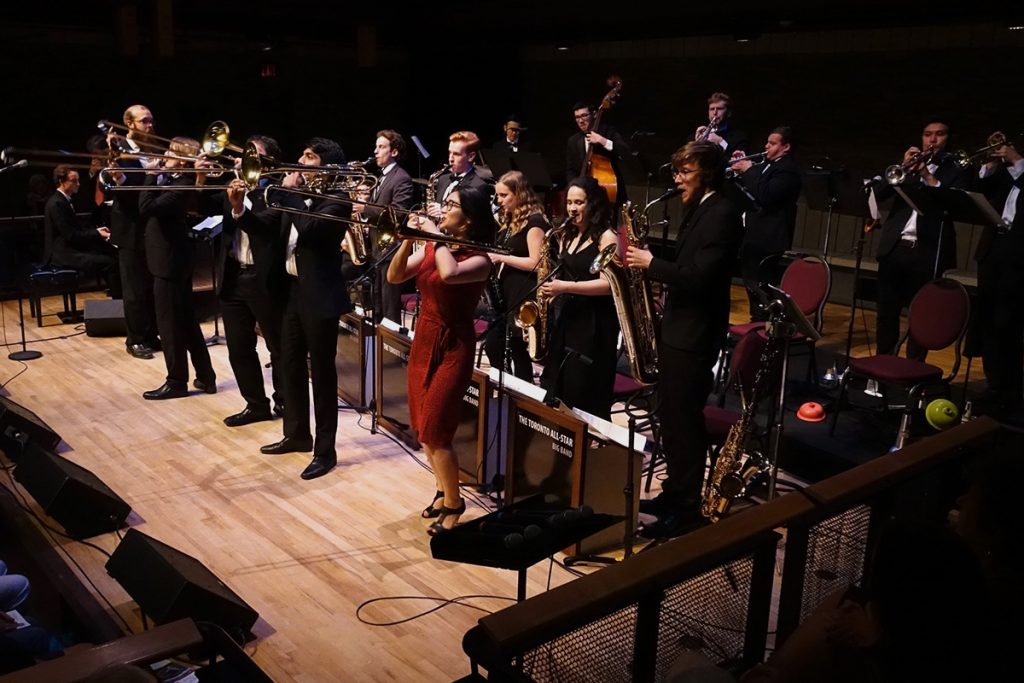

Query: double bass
[[584, 75, 623, 204]]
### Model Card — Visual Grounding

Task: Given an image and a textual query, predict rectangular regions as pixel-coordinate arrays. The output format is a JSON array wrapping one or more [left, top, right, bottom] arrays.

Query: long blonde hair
[[497, 170, 547, 236]]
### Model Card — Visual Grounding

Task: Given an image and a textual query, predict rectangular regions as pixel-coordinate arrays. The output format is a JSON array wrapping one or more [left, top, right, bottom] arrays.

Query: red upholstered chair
[[401, 293, 419, 330], [829, 278, 970, 438]]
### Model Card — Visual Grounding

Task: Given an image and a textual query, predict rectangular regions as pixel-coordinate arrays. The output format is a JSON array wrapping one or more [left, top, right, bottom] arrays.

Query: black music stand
[[480, 149, 553, 191], [757, 283, 820, 499], [802, 166, 868, 260], [921, 186, 1009, 267]]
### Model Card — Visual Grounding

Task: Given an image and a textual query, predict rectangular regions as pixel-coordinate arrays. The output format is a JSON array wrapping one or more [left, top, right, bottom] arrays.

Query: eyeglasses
[[442, 199, 461, 209], [672, 168, 698, 178]]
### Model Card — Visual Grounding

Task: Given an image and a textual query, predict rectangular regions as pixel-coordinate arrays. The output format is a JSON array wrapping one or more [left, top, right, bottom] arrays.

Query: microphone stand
[[8, 292, 42, 361]]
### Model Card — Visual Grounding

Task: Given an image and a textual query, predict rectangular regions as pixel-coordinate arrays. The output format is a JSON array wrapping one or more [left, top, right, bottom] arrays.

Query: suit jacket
[[874, 154, 971, 271], [736, 154, 803, 253], [220, 185, 287, 299], [363, 164, 415, 226], [108, 157, 146, 250], [491, 139, 532, 155], [565, 124, 631, 197], [435, 166, 494, 200], [975, 164, 1024, 264], [43, 192, 96, 266], [278, 192, 352, 319], [717, 124, 749, 158], [647, 192, 743, 354], [139, 174, 196, 280]]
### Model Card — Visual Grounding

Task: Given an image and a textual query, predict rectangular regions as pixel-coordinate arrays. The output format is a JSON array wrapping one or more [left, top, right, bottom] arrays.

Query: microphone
[[566, 346, 593, 367], [0, 159, 28, 174], [653, 187, 682, 203]]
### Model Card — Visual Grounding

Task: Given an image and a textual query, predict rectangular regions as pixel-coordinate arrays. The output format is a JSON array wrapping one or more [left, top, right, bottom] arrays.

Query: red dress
[[408, 244, 488, 446]]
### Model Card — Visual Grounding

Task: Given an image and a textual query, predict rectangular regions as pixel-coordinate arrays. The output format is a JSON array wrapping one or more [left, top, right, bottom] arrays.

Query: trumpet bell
[[883, 164, 906, 186], [202, 120, 232, 157]]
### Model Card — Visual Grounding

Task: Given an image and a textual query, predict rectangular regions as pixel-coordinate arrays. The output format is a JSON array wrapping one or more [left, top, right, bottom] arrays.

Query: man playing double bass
[[566, 101, 630, 204]]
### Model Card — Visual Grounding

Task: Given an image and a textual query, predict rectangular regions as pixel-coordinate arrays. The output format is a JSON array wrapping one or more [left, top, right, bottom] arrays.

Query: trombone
[[239, 141, 377, 192], [97, 154, 235, 192], [96, 119, 174, 154], [262, 185, 512, 255], [949, 131, 1022, 169]]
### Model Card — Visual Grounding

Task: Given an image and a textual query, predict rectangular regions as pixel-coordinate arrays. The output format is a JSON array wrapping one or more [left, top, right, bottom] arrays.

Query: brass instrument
[[342, 185, 373, 266], [96, 159, 232, 192], [240, 141, 375, 193], [96, 120, 174, 154], [514, 220, 565, 361], [589, 201, 660, 385], [201, 120, 245, 158], [696, 115, 720, 142], [701, 337, 779, 522], [884, 145, 939, 185], [725, 151, 768, 178], [950, 131, 1022, 169], [262, 186, 513, 255]]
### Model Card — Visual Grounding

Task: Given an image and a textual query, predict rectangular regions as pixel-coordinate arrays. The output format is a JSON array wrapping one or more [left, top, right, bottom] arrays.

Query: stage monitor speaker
[[84, 299, 127, 337], [13, 445, 130, 539], [0, 396, 62, 461], [106, 529, 259, 638]]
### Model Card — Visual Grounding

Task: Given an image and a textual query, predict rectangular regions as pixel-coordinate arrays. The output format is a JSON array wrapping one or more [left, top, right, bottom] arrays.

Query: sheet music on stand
[[571, 407, 647, 452], [921, 186, 1009, 230], [487, 368, 546, 402], [191, 215, 223, 239]]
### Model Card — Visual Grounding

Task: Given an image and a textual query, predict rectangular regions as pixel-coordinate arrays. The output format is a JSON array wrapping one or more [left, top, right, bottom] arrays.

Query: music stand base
[[8, 350, 42, 361]]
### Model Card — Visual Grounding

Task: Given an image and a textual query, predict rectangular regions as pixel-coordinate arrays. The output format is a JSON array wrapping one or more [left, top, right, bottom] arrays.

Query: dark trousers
[[375, 263, 402, 325], [153, 274, 214, 386], [118, 246, 157, 347], [280, 283, 340, 458], [739, 244, 782, 322], [876, 243, 936, 360], [221, 262, 284, 411], [483, 316, 534, 382], [656, 341, 715, 509], [978, 246, 1024, 404]]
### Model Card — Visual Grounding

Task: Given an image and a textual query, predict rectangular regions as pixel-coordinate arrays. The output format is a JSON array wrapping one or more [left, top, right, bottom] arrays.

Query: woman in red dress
[[386, 186, 497, 534]]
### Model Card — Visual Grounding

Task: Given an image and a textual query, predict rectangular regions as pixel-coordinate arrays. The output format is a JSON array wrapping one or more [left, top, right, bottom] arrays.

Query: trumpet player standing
[[870, 118, 969, 360], [730, 126, 802, 321], [975, 132, 1024, 418]]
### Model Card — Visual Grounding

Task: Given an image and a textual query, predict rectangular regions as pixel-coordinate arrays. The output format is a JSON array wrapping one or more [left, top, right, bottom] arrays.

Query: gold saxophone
[[590, 201, 660, 384], [701, 336, 778, 522], [515, 223, 560, 361]]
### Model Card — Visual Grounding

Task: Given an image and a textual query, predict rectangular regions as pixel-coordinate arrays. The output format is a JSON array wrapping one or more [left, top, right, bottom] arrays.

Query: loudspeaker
[[13, 445, 130, 538], [106, 529, 259, 637], [84, 299, 127, 337], [0, 396, 62, 460]]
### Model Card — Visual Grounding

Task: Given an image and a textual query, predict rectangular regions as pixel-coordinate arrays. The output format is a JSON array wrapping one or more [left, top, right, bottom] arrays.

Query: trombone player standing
[[257, 138, 352, 481]]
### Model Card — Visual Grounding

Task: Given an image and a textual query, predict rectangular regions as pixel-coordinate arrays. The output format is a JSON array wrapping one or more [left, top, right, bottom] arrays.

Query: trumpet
[[696, 115, 721, 142], [262, 186, 512, 255], [883, 145, 938, 185], [949, 131, 1022, 169], [729, 151, 768, 165]]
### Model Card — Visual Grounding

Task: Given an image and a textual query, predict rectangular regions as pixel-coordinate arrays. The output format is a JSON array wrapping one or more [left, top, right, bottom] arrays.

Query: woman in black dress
[[484, 171, 549, 381], [538, 176, 621, 419]]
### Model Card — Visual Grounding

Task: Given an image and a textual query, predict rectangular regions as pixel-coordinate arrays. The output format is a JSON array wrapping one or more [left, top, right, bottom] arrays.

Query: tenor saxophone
[[590, 202, 660, 384]]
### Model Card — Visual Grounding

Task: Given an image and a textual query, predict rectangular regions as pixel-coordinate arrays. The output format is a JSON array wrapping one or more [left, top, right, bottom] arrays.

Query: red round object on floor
[[797, 401, 826, 422]]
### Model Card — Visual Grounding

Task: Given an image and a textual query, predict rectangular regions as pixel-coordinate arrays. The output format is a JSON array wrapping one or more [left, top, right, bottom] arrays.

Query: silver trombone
[[262, 185, 512, 255]]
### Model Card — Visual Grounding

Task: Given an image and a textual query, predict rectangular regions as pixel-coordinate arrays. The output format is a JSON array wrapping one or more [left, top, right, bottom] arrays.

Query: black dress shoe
[[193, 378, 217, 394], [260, 437, 314, 455], [638, 508, 707, 539], [147, 339, 163, 352], [127, 344, 155, 360], [224, 407, 274, 427], [143, 382, 188, 400], [300, 455, 337, 480]]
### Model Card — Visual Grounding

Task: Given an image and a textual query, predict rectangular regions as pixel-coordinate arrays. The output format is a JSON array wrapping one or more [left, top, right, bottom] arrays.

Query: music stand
[[480, 149, 553, 191], [921, 187, 1009, 277], [757, 283, 820, 500], [802, 167, 870, 260]]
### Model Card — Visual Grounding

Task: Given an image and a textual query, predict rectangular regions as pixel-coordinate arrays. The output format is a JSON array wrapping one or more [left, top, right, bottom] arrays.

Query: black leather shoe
[[143, 382, 188, 400], [193, 378, 217, 394], [147, 339, 163, 352], [260, 437, 314, 455], [127, 344, 155, 360], [638, 508, 706, 539], [224, 407, 274, 427], [300, 455, 337, 480], [273, 402, 285, 417]]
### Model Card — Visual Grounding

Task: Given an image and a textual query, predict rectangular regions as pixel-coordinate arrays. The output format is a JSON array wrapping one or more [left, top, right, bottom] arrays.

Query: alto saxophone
[[515, 219, 565, 361], [701, 336, 779, 522], [590, 201, 660, 384]]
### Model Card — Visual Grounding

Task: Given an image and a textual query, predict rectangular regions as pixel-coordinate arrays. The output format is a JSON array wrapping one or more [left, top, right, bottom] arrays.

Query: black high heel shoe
[[427, 499, 466, 536], [421, 490, 445, 519]]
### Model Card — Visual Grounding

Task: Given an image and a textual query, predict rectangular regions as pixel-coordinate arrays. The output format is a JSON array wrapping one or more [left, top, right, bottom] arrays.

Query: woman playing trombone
[[386, 187, 497, 534]]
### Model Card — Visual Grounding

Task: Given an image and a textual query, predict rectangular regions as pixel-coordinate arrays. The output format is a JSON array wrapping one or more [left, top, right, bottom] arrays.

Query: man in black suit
[[491, 115, 530, 155], [974, 132, 1024, 416], [220, 135, 287, 426], [870, 118, 969, 360], [565, 102, 630, 202], [694, 92, 749, 157], [43, 165, 116, 284], [730, 126, 803, 321], [430, 131, 494, 216], [257, 138, 352, 481], [626, 141, 743, 537], [107, 104, 160, 359], [138, 137, 216, 400], [352, 129, 415, 324]]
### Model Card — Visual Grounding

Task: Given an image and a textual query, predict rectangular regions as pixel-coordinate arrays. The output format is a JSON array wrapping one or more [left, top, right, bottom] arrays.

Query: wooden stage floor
[[0, 285, 963, 681]]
